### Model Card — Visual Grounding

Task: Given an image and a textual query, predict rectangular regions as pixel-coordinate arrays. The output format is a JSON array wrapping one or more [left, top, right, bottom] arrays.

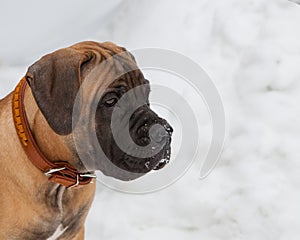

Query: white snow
[[1, 0, 300, 240], [289, 0, 300, 5]]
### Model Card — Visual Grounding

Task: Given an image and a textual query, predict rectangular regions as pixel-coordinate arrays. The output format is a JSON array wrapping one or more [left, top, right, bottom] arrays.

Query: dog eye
[[104, 97, 118, 107]]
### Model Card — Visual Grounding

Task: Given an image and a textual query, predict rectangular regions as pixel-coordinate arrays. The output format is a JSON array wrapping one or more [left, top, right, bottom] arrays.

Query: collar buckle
[[67, 173, 97, 189]]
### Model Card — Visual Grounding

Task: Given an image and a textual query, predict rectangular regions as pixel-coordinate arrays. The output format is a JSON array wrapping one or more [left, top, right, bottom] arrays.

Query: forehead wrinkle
[[82, 45, 147, 98], [99, 42, 126, 54], [127, 70, 149, 101], [108, 78, 129, 89], [79, 61, 117, 111], [109, 56, 141, 88]]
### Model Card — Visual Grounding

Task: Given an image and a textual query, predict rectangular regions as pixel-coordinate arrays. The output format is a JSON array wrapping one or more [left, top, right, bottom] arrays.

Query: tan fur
[[0, 86, 95, 240], [0, 41, 140, 239]]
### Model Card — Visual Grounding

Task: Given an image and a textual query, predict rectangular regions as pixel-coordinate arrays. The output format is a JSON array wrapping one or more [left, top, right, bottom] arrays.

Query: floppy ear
[[25, 48, 94, 135]]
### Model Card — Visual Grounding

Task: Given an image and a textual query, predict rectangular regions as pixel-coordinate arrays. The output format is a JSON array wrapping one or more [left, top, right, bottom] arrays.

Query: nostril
[[149, 125, 168, 143]]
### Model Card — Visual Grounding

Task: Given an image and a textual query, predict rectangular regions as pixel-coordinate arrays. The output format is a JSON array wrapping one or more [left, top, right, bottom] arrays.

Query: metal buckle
[[45, 166, 97, 188], [44, 167, 66, 176], [67, 173, 97, 189], [68, 174, 80, 189], [80, 173, 97, 178]]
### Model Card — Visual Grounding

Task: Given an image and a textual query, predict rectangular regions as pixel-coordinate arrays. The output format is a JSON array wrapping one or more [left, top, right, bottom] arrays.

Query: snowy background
[[1, 0, 300, 239]]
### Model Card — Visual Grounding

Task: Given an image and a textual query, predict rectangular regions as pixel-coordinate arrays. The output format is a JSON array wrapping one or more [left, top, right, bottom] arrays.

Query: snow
[[289, 0, 300, 4], [1, 0, 300, 239]]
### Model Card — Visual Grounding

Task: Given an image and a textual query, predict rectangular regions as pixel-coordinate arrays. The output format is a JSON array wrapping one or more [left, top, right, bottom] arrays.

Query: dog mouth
[[122, 144, 171, 173], [150, 158, 169, 170], [121, 120, 172, 174], [148, 146, 171, 171]]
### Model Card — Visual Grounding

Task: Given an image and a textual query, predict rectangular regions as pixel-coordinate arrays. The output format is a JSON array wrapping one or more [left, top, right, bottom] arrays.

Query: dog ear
[[25, 48, 94, 135]]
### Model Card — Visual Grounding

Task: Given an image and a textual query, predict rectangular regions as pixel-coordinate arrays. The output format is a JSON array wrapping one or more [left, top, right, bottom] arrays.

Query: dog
[[0, 41, 172, 239]]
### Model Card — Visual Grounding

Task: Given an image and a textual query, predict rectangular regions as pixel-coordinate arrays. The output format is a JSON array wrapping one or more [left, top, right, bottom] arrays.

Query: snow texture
[[289, 0, 300, 5], [1, 0, 300, 240]]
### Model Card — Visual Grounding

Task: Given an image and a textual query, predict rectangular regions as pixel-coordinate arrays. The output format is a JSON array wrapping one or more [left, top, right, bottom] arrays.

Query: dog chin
[[98, 158, 170, 182], [111, 151, 171, 181], [125, 144, 170, 169], [99, 167, 146, 181]]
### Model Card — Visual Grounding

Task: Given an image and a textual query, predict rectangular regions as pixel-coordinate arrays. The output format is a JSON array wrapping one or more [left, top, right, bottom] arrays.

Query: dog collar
[[12, 77, 96, 188]]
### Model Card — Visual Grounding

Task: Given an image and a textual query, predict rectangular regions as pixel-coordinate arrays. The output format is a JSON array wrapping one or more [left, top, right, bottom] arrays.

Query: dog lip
[[120, 138, 171, 173], [146, 145, 171, 171], [152, 158, 169, 171], [153, 146, 171, 170], [123, 154, 170, 173]]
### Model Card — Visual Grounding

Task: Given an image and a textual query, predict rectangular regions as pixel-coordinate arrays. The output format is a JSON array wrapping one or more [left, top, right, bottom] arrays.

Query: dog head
[[25, 41, 173, 181]]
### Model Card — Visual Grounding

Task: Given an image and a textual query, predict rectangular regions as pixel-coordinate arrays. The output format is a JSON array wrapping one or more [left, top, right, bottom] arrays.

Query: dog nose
[[149, 123, 172, 144], [164, 123, 173, 135]]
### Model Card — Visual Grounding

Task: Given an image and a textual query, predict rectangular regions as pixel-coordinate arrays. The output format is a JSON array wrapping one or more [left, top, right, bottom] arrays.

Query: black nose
[[149, 123, 173, 144]]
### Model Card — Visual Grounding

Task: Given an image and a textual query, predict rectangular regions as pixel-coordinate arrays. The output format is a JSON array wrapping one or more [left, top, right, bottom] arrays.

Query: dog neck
[[0, 92, 43, 192], [23, 83, 76, 168], [0, 85, 96, 239], [12, 78, 95, 188]]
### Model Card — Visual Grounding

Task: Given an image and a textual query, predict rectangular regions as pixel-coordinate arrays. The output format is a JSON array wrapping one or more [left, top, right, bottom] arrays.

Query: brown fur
[[0, 42, 131, 239], [0, 41, 172, 239], [0, 86, 95, 240]]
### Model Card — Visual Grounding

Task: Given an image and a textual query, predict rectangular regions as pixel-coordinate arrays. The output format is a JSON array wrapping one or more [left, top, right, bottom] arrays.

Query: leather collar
[[12, 77, 96, 188]]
